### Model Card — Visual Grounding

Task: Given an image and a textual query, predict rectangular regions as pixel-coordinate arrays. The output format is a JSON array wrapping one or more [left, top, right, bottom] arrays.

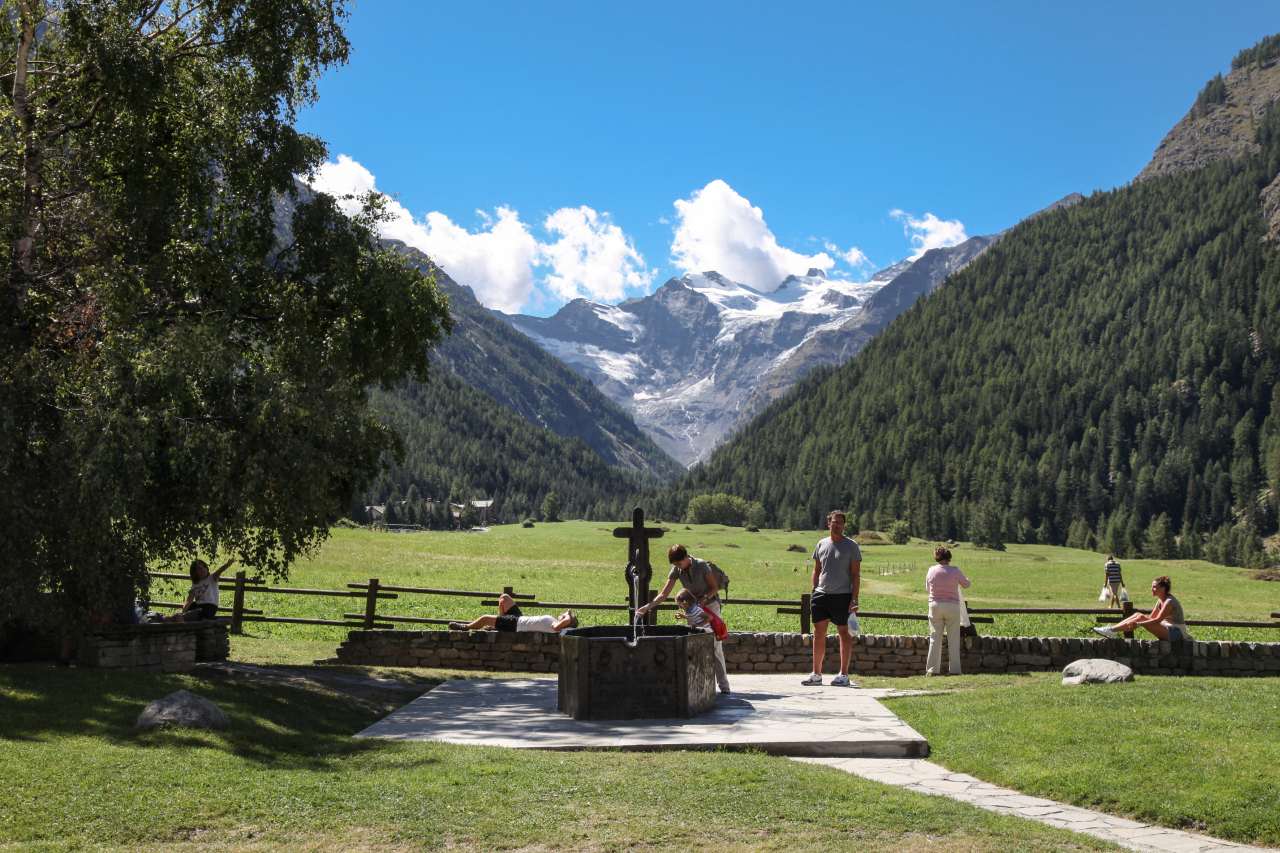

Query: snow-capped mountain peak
[[505, 267, 888, 464]]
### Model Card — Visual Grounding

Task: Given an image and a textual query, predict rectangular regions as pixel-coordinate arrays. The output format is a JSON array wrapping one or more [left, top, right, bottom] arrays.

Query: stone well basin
[[557, 625, 716, 720]]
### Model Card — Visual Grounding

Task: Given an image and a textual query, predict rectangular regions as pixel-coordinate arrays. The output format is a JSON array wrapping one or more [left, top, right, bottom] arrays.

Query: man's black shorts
[[810, 592, 852, 625], [494, 605, 523, 632]]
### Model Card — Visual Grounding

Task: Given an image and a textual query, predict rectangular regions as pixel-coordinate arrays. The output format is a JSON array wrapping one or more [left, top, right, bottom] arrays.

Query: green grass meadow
[[0, 665, 1114, 852], [5, 522, 1278, 850], [163, 521, 1280, 660], [885, 673, 1280, 846]]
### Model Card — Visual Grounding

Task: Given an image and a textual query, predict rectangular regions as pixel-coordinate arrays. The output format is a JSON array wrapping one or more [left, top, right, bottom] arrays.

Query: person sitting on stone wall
[[1093, 575, 1192, 642], [449, 593, 578, 633], [165, 558, 235, 622]]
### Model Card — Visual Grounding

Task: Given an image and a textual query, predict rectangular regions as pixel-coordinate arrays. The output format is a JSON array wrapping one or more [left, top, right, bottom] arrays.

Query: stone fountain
[[556, 507, 718, 720]]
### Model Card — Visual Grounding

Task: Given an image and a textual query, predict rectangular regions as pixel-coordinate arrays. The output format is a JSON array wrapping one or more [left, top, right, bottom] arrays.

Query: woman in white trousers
[[925, 546, 971, 675]]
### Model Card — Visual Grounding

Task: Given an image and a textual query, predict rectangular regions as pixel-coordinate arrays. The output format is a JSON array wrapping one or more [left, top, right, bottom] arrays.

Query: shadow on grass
[[0, 663, 442, 768]]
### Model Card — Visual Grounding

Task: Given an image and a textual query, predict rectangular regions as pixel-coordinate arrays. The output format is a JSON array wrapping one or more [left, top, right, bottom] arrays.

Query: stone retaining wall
[[335, 629, 1280, 677], [337, 628, 562, 672], [78, 621, 230, 672]]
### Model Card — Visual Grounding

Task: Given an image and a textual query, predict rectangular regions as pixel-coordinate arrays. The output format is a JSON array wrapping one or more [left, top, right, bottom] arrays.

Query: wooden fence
[[147, 572, 1280, 638], [148, 572, 537, 635]]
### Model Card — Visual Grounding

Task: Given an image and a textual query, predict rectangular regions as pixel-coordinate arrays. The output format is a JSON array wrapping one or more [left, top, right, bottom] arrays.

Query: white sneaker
[[831, 673, 851, 687], [800, 672, 823, 685], [1093, 627, 1118, 639]]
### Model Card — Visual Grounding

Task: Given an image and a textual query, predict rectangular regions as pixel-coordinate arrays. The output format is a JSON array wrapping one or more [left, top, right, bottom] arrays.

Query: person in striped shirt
[[1103, 556, 1125, 609]]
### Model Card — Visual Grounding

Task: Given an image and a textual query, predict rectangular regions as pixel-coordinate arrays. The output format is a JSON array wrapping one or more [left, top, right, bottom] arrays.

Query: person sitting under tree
[[450, 593, 578, 633], [1094, 575, 1192, 642], [165, 558, 235, 622]]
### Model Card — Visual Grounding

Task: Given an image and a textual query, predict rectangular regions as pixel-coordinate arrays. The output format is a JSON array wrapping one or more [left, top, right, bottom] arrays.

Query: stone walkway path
[[796, 757, 1271, 852]]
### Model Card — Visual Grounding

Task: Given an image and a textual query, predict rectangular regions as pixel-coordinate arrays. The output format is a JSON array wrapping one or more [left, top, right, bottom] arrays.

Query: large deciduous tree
[[0, 1, 451, 622]]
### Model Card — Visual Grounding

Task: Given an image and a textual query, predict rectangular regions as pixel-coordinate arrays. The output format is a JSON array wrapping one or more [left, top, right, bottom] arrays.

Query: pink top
[[925, 563, 971, 604]]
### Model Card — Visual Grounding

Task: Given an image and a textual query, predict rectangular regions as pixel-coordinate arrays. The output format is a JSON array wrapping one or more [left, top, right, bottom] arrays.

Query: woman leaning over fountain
[[637, 544, 731, 695]]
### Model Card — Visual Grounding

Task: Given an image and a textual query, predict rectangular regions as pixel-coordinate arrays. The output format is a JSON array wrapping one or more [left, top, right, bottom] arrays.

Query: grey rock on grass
[[1062, 658, 1134, 686], [135, 689, 229, 731]]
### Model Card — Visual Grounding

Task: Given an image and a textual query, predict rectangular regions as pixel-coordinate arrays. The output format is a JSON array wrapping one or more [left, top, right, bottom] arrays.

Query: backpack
[[701, 559, 730, 598]]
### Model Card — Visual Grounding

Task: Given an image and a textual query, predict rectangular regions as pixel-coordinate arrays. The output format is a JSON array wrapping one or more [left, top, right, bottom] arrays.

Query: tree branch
[[142, 0, 212, 43]]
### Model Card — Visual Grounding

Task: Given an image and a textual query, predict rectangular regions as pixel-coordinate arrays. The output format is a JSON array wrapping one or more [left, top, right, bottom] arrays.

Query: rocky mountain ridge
[[504, 247, 988, 465], [1138, 35, 1280, 241], [1139, 57, 1280, 181]]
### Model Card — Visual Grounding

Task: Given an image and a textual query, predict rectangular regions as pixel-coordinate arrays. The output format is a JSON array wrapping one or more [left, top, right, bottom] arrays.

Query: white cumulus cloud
[[307, 155, 651, 313], [540, 206, 653, 303], [670, 179, 835, 291], [890, 209, 968, 260], [824, 241, 872, 270]]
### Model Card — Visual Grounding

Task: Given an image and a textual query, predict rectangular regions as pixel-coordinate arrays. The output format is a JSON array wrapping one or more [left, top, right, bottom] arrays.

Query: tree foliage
[[674, 104, 1280, 568], [887, 520, 910, 545], [1232, 32, 1280, 71], [686, 492, 764, 527], [1192, 73, 1228, 118], [0, 1, 450, 620]]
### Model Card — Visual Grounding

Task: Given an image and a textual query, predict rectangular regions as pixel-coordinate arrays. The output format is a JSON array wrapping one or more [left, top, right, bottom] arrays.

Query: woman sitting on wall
[[165, 558, 234, 622], [1094, 575, 1191, 642]]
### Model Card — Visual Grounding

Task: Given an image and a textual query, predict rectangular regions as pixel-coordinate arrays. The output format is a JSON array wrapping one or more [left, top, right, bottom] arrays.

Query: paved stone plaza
[[357, 673, 929, 757]]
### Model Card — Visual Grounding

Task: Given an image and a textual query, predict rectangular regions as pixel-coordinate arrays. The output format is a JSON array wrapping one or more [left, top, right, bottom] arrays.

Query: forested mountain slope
[[349, 242, 677, 523], [674, 106, 1280, 566], [360, 373, 640, 525]]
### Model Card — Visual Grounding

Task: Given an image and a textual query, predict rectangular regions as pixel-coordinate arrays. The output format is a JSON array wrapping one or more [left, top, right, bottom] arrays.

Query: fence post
[[230, 570, 246, 636], [363, 578, 380, 629], [1121, 599, 1134, 639], [800, 592, 811, 635], [646, 588, 658, 626]]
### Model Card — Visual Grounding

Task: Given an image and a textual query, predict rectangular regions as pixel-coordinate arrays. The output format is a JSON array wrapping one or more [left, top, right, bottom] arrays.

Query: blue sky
[[300, 1, 1279, 315]]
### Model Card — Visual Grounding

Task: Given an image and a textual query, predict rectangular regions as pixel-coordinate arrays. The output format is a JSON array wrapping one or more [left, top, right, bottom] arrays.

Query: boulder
[[135, 689, 229, 731], [1062, 658, 1134, 686]]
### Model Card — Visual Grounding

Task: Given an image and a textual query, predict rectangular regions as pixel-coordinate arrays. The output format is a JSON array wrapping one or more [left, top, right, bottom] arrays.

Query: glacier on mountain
[[505, 267, 887, 465]]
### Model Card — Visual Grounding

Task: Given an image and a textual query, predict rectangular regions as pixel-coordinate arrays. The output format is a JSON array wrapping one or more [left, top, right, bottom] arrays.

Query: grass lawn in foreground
[[0, 665, 1113, 852], [884, 672, 1280, 847], [160, 523, 1280, 654]]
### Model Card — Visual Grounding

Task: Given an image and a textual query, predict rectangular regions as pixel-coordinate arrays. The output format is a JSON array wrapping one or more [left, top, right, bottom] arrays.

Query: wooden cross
[[613, 507, 664, 615]]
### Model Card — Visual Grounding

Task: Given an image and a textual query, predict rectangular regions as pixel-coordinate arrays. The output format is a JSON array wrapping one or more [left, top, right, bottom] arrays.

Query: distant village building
[[470, 498, 494, 526]]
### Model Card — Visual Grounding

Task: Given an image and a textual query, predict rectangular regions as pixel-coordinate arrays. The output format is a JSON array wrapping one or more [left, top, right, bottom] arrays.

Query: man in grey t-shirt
[[801, 510, 861, 687]]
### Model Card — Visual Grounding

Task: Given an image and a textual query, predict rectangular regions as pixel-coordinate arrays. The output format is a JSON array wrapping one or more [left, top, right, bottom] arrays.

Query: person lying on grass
[[1093, 575, 1192, 642], [674, 588, 728, 640], [449, 593, 578, 633], [164, 558, 235, 622]]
